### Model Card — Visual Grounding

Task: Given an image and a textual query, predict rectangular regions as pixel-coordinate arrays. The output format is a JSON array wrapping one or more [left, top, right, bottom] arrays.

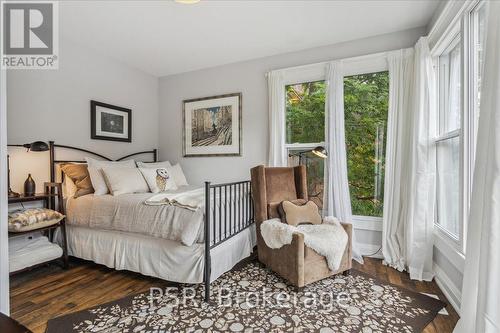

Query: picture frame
[[183, 93, 242, 157], [90, 100, 132, 142]]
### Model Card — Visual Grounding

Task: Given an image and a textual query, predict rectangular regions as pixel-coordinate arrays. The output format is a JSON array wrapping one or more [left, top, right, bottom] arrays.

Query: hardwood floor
[[10, 257, 459, 333]]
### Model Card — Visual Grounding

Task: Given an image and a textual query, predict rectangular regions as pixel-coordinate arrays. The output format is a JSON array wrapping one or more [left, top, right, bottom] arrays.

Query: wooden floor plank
[[11, 257, 459, 333]]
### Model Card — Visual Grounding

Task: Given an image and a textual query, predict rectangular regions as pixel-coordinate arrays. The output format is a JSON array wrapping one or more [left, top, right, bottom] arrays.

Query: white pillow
[[136, 161, 171, 169], [86, 157, 136, 195], [139, 167, 178, 193], [101, 167, 149, 196], [170, 163, 188, 187]]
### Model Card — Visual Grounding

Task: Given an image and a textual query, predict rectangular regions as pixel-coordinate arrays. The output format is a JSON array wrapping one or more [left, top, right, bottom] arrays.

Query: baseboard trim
[[356, 243, 383, 259], [433, 263, 461, 315]]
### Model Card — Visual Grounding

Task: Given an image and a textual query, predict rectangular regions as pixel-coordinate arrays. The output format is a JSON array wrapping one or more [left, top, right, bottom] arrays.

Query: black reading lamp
[[311, 146, 327, 159], [7, 141, 50, 198], [289, 146, 328, 164]]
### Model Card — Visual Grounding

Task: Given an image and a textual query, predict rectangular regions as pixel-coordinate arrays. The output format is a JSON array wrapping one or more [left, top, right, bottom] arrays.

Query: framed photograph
[[183, 93, 242, 157], [90, 100, 131, 142]]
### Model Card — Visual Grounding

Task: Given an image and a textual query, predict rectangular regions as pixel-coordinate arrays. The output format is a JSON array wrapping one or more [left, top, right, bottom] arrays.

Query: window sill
[[434, 231, 465, 273], [352, 215, 382, 232]]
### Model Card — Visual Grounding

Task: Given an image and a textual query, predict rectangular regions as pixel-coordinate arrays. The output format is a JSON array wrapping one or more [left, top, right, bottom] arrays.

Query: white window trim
[[278, 52, 389, 223], [431, 0, 483, 257], [352, 215, 383, 232]]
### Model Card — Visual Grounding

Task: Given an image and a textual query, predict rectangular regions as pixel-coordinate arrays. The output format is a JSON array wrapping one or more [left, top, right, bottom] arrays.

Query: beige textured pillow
[[9, 208, 64, 232], [169, 163, 189, 186], [85, 157, 136, 195], [279, 200, 322, 226], [101, 167, 149, 196], [61, 163, 94, 198]]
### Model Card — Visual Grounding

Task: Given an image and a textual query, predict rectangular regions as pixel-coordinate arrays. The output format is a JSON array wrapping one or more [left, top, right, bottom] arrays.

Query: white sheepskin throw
[[260, 216, 348, 271]]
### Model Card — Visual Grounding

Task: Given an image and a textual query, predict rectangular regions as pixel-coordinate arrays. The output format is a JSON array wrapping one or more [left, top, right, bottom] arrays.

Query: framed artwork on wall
[[183, 93, 242, 157], [90, 100, 132, 142]]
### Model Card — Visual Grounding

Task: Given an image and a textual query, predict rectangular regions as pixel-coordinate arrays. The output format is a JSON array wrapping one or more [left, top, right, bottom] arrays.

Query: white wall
[[159, 27, 424, 185], [158, 27, 425, 251], [1, 46, 10, 315], [7, 39, 159, 192]]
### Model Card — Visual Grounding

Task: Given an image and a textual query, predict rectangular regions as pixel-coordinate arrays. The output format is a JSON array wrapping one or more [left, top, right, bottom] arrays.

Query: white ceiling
[[60, 0, 440, 77]]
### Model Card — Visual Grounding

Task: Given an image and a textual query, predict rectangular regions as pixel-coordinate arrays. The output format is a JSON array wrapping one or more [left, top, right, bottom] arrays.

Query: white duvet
[[66, 186, 205, 246]]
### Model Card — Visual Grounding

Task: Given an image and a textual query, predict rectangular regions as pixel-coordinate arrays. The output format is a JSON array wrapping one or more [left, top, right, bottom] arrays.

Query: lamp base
[[8, 189, 20, 198]]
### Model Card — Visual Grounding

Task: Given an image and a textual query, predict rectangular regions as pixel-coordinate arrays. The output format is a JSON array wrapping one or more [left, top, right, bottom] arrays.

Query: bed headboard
[[48, 141, 157, 183]]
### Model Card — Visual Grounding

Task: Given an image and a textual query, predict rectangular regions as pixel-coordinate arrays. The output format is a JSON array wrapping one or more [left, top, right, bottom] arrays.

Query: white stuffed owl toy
[[155, 168, 169, 192]]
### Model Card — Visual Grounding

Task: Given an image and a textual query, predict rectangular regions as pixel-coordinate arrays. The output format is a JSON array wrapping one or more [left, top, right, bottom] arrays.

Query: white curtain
[[382, 37, 436, 281], [382, 48, 414, 272], [324, 60, 363, 263], [455, 2, 500, 332], [406, 36, 436, 281], [267, 71, 287, 167]]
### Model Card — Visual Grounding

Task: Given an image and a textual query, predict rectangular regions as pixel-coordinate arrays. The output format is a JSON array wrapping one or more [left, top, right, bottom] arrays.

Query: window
[[436, 36, 462, 239], [470, 2, 487, 144], [285, 80, 326, 208], [344, 71, 389, 218], [433, 0, 486, 248]]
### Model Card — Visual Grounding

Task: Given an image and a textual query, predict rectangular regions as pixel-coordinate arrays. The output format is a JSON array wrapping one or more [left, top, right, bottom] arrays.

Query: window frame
[[434, 28, 463, 244], [343, 66, 389, 222], [280, 54, 389, 227], [431, 0, 485, 255], [281, 63, 327, 188]]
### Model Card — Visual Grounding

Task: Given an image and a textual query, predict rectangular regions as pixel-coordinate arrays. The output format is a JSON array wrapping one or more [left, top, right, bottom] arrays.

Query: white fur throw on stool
[[260, 216, 348, 271]]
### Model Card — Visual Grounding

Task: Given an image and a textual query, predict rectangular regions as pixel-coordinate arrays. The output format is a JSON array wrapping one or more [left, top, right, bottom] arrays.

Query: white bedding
[[66, 185, 252, 247], [66, 185, 204, 246], [57, 224, 256, 283]]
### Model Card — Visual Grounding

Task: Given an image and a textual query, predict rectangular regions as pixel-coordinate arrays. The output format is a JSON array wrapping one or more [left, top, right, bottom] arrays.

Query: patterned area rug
[[46, 262, 445, 332]]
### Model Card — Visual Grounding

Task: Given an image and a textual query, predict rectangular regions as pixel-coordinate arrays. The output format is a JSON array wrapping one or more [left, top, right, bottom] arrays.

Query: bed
[[49, 141, 255, 301]]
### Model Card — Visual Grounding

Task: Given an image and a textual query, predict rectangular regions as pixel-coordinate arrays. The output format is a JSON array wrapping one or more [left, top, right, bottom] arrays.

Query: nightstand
[[8, 182, 69, 274]]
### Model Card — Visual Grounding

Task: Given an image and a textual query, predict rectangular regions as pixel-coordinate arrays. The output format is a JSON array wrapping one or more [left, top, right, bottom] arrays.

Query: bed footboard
[[204, 180, 254, 302]]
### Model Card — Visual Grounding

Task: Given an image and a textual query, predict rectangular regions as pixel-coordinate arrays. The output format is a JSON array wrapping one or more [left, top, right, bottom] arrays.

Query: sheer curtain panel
[[455, 2, 500, 332]]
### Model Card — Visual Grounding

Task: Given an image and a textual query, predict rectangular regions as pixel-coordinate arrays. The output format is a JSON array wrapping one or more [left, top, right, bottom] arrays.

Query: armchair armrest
[[340, 222, 352, 238], [339, 222, 353, 270], [258, 231, 305, 287]]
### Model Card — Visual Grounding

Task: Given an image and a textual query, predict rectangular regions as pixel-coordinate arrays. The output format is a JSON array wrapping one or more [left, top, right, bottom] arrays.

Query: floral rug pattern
[[47, 262, 445, 332]]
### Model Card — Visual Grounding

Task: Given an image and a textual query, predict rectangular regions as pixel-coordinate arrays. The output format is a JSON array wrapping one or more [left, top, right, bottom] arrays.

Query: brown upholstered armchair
[[250, 165, 352, 288]]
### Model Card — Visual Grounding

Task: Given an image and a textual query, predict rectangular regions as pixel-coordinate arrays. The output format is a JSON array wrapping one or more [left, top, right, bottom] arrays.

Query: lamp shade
[[23, 141, 49, 152], [311, 146, 327, 159]]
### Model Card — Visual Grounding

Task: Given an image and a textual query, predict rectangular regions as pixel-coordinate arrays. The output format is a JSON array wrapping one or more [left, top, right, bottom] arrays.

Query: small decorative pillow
[[101, 167, 150, 196], [8, 208, 64, 232], [279, 200, 322, 226], [268, 199, 307, 219], [139, 167, 178, 193], [60, 163, 94, 198]]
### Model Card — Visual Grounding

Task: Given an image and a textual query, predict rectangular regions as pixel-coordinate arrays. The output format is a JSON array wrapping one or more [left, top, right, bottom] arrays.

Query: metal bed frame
[[47, 141, 254, 302]]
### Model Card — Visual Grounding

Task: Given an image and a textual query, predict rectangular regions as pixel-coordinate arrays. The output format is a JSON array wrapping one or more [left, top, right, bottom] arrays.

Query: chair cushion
[[279, 200, 322, 226]]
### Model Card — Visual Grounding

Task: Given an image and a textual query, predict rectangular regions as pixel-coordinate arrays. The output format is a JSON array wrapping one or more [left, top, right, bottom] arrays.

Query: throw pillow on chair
[[278, 200, 322, 226]]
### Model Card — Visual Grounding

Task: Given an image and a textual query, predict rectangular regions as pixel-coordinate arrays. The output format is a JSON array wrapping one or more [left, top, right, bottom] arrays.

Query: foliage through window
[[284, 72, 389, 217], [286, 81, 326, 144], [344, 72, 389, 217], [286, 81, 326, 208]]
